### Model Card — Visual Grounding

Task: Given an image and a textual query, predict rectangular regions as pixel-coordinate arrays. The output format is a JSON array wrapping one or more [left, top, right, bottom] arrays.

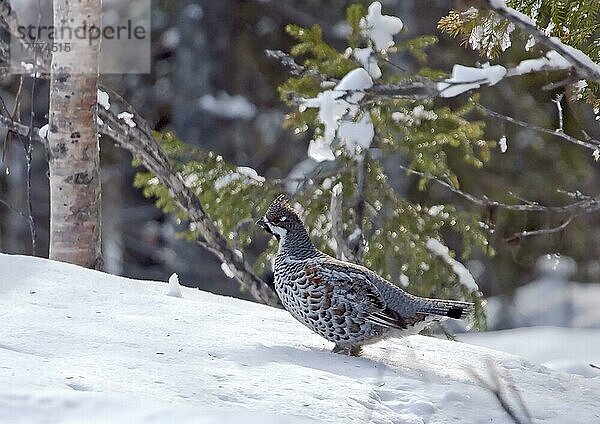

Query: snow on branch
[[484, 0, 600, 83], [426, 238, 479, 292], [268, 49, 578, 103], [438, 51, 572, 98], [266, 49, 438, 100]]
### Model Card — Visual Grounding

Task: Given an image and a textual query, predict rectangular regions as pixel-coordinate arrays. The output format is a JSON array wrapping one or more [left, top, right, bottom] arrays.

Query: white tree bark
[[48, 0, 102, 268]]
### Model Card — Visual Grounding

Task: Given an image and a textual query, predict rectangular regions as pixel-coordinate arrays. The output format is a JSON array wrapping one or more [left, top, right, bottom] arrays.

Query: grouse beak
[[256, 217, 271, 233]]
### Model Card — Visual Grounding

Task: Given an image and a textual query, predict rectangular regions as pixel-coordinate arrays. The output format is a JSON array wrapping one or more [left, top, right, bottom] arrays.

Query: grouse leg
[[332, 344, 362, 356]]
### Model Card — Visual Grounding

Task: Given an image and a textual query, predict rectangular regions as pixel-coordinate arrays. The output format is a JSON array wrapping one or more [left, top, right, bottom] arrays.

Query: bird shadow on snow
[[223, 342, 420, 380]]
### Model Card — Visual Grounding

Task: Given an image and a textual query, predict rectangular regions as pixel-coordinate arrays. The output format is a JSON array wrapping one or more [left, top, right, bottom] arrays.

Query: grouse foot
[[332, 344, 362, 357]]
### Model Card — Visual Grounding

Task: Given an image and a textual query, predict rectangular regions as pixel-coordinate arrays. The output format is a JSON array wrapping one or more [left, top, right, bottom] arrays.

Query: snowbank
[[485, 278, 600, 329], [462, 327, 600, 378], [1, 254, 599, 423]]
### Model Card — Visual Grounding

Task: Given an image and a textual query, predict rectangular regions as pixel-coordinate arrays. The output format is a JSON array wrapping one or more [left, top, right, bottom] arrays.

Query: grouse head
[[256, 194, 306, 242]]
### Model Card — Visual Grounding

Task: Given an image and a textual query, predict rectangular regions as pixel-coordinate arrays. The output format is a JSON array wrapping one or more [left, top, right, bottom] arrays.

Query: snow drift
[[1, 254, 599, 423]]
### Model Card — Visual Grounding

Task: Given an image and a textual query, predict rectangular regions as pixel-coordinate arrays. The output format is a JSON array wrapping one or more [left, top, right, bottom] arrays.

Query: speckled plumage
[[257, 194, 473, 356]]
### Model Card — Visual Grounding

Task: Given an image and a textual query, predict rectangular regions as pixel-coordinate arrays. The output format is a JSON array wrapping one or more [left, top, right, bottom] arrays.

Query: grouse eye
[[271, 216, 287, 224]]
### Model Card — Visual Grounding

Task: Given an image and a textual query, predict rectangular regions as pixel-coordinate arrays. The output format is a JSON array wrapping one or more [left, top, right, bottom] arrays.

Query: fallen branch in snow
[[476, 103, 600, 152], [469, 361, 533, 424], [590, 363, 600, 370], [482, 0, 600, 83]]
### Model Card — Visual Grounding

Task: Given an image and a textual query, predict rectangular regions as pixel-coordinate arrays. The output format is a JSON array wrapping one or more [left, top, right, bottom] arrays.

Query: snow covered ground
[[462, 327, 600, 378], [1, 254, 599, 423]]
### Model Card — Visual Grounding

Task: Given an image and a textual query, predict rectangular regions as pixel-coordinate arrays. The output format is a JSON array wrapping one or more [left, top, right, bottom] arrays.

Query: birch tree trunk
[[47, 0, 102, 268]]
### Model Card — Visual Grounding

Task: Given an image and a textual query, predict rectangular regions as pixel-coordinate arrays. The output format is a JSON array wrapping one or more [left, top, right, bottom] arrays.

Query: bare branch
[[0, 1, 50, 73], [551, 94, 564, 133], [265, 50, 330, 82], [541, 77, 577, 91], [0, 113, 43, 143], [351, 153, 367, 264], [505, 217, 574, 244], [436, 321, 457, 341], [475, 103, 600, 152], [21, 76, 37, 255], [482, 0, 600, 83], [366, 81, 438, 99], [0, 196, 31, 222], [398, 164, 600, 214], [97, 105, 280, 307]]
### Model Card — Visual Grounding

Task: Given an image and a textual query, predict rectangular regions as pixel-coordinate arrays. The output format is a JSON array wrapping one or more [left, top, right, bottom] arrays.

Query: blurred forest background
[[1, 0, 599, 308]]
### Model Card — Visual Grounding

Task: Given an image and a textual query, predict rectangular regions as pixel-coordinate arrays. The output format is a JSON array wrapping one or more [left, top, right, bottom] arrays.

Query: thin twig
[[436, 321, 457, 341], [1, 77, 23, 165], [351, 152, 367, 264], [0, 197, 30, 222], [552, 94, 564, 133], [18, 2, 43, 256], [476, 103, 600, 151], [398, 164, 600, 214], [505, 216, 574, 243], [265, 49, 331, 82], [468, 361, 533, 424]]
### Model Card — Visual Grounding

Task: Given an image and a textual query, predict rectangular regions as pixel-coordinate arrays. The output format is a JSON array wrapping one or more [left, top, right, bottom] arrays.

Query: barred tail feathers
[[416, 297, 474, 319]]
